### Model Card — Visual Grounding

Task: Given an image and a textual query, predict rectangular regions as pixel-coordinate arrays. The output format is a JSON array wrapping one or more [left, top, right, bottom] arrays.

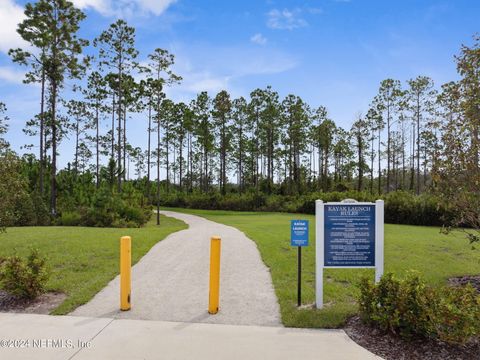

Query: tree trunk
[[179, 136, 183, 190], [95, 102, 99, 188], [39, 66, 45, 195], [204, 143, 208, 192], [147, 102, 151, 195], [111, 92, 115, 159], [318, 142, 322, 190], [386, 103, 391, 193], [188, 132, 193, 192], [50, 81, 58, 216], [410, 124, 415, 191], [416, 94, 421, 195], [122, 108, 126, 180], [156, 117, 160, 225], [402, 128, 406, 189], [75, 117, 79, 175], [117, 53, 123, 192], [377, 128, 382, 195], [166, 130, 170, 193], [239, 125, 243, 192], [370, 134, 374, 194], [357, 134, 363, 191]]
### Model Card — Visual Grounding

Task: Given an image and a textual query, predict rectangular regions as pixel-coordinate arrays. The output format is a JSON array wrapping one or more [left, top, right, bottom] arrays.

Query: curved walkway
[[71, 211, 281, 326]]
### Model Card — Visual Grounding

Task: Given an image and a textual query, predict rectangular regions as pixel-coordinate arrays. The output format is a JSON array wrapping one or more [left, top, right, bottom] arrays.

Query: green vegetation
[[0, 215, 187, 314], [168, 208, 480, 328], [0, 249, 49, 300], [359, 272, 480, 345], [159, 190, 452, 227], [0, 1, 478, 249]]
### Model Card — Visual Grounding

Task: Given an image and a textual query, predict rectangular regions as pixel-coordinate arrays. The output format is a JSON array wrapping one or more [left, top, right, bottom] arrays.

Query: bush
[[0, 249, 49, 300], [156, 190, 451, 227], [59, 186, 152, 228], [431, 285, 480, 344], [30, 191, 51, 226], [118, 205, 151, 227], [358, 272, 430, 338], [358, 272, 480, 345], [58, 211, 82, 226], [383, 191, 453, 226]]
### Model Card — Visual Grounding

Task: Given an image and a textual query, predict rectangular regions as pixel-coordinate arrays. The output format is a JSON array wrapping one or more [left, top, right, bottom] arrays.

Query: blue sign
[[291, 220, 309, 247], [324, 204, 375, 266]]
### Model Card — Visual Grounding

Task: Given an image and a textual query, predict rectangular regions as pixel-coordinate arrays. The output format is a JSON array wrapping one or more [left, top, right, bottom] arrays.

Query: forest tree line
[[0, 0, 479, 232]]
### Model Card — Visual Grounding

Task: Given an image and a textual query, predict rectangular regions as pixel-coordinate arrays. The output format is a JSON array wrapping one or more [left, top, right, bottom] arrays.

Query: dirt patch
[[0, 290, 66, 314], [448, 275, 480, 293], [344, 316, 480, 360]]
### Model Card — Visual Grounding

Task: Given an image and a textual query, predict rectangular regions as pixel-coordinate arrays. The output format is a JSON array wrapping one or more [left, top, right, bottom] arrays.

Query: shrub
[[118, 205, 150, 227], [77, 186, 151, 228], [430, 284, 480, 344], [155, 190, 452, 227], [0, 249, 49, 300], [0, 152, 30, 230], [58, 211, 82, 226], [30, 191, 51, 226], [358, 272, 480, 345], [383, 191, 453, 226]]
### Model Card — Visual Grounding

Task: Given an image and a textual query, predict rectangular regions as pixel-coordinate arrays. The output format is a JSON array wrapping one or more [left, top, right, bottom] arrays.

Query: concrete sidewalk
[[0, 313, 381, 360]]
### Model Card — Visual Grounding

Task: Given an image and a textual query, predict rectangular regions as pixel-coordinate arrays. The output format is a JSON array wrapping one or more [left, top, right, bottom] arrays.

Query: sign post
[[315, 199, 384, 309], [291, 220, 309, 307]]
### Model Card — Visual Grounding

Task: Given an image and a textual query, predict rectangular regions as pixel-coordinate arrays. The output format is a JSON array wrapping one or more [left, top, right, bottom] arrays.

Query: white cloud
[[0, 0, 27, 54], [164, 43, 298, 101], [71, 0, 110, 14], [136, 0, 176, 16], [250, 33, 267, 45], [0, 66, 25, 84], [0, 0, 176, 55], [267, 8, 308, 30], [71, 0, 176, 17], [183, 71, 230, 93]]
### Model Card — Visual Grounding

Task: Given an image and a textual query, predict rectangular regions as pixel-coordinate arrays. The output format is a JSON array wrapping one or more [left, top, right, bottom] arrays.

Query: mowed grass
[[166, 207, 480, 328], [0, 215, 187, 314]]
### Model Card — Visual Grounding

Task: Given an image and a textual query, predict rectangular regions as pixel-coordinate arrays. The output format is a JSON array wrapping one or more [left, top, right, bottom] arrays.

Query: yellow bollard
[[208, 236, 221, 314], [120, 236, 131, 311]]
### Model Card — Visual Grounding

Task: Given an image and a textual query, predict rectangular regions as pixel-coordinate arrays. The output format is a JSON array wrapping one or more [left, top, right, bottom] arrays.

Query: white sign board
[[315, 199, 384, 309]]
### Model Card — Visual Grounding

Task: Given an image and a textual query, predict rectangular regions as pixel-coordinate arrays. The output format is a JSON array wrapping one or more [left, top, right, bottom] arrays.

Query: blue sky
[[0, 0, 479, 170]]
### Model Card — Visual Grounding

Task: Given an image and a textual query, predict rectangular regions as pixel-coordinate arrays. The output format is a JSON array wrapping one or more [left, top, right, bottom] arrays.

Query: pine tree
[[65, 99, 90, 175], [212, 90, 232, 195], [83, 71, 108, 187], [94, 19, 138, 192], [231, 97, 249, 192], [9, 1, 50, 195], [373, 79, 403, 193], [351, 114, 369, 191], [15, 0, 88, 215], [406, 76, 437, 194], [192, 92, 214, 191]]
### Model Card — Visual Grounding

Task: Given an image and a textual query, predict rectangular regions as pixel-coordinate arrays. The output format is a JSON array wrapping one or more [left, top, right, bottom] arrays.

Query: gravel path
[[70, 211, 281, 326]]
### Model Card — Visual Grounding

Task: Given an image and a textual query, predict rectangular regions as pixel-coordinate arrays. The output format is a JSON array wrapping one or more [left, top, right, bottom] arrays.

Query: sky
[[0, 0, 479, 171]]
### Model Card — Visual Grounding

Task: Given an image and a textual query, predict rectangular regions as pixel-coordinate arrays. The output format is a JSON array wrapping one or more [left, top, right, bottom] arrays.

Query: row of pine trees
[[3, 0, 479, 218]]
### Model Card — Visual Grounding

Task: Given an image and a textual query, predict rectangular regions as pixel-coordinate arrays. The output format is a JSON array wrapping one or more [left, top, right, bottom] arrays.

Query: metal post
[[315, 200, 324, 309], [208, 236, 221, 314], [297, 246, 302, 307], [120, 236, 131, 311], [375, 200, 384, 283]]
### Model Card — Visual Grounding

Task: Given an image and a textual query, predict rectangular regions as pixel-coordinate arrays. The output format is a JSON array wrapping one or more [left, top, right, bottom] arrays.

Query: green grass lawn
[[166, 207, 480, 328], [0, 215, 187, 314]]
